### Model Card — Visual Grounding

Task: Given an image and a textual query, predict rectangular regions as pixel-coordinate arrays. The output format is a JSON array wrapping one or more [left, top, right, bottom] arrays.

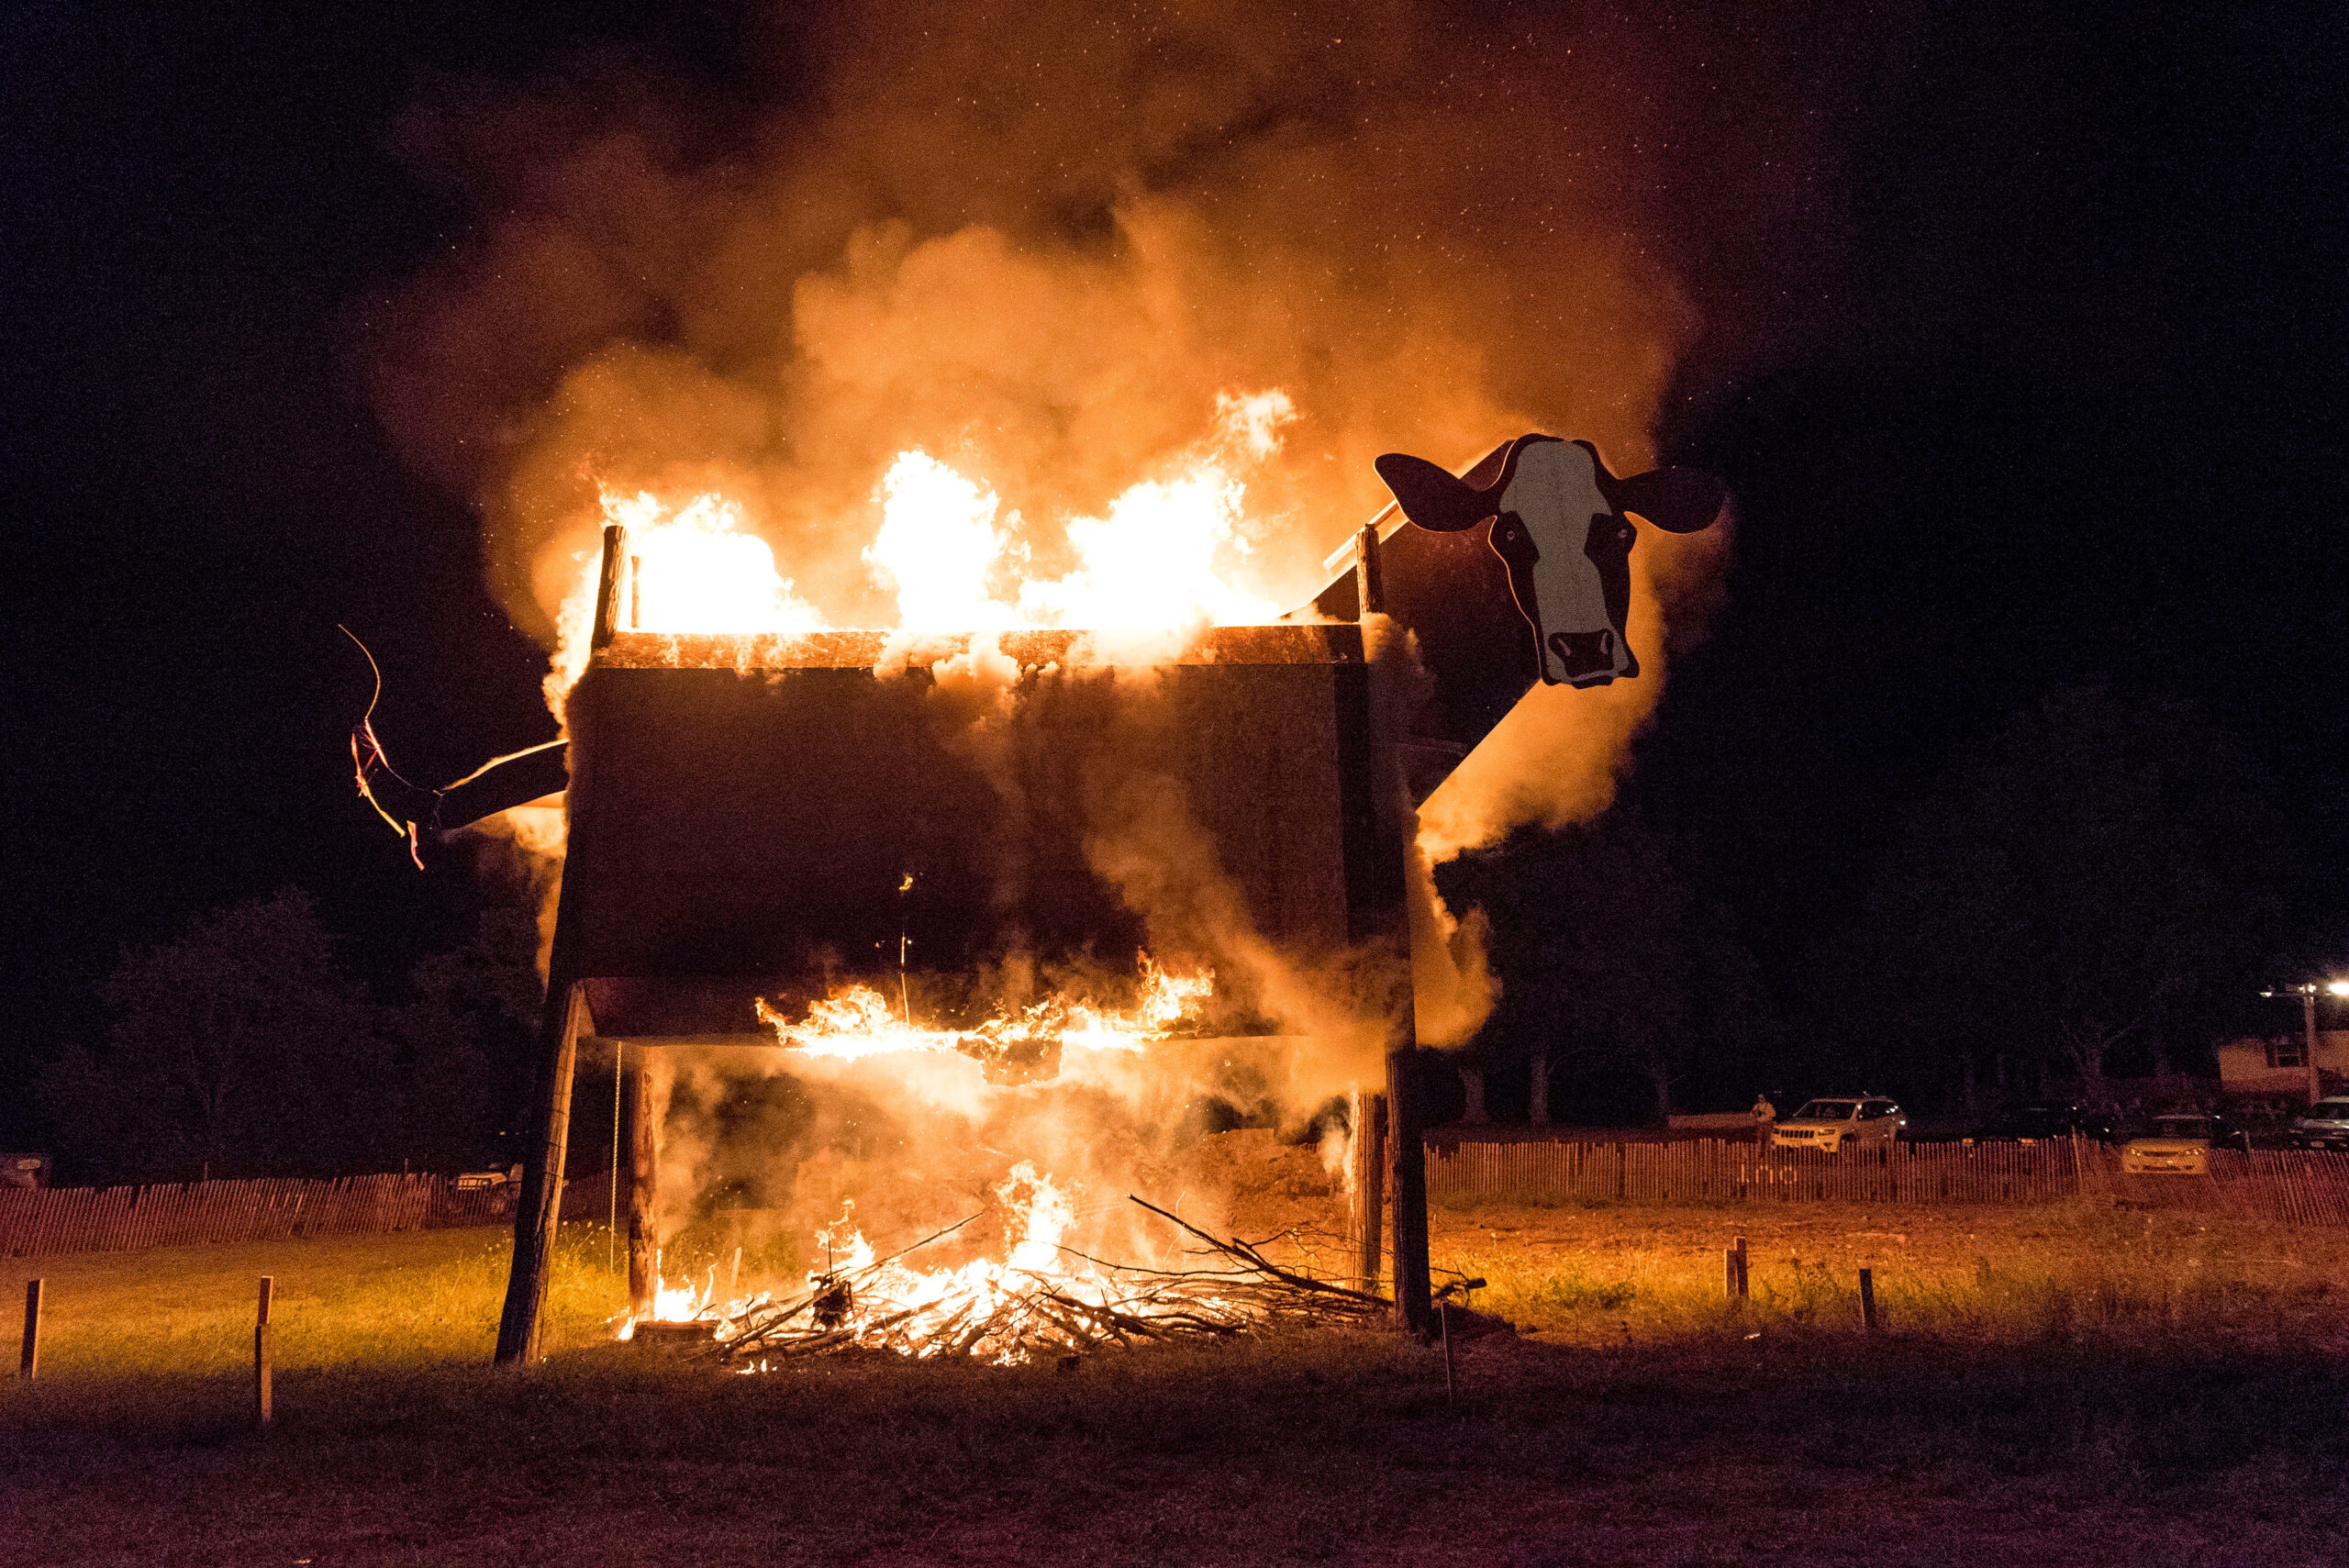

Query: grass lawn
[[6, 1205, 2348, 1566]]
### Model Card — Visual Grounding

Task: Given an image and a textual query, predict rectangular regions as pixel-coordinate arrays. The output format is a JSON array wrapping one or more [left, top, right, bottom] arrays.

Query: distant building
[[2216, 1030, 2349, 1099]]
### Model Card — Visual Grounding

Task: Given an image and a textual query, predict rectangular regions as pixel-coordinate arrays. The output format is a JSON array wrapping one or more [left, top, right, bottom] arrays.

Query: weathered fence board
[[1425, 1138, 2349, 1224], [0, 1173, 528, 1258]]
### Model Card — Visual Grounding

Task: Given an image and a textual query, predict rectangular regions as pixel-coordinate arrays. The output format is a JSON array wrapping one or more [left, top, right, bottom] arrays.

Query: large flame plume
[[360, 2, 1857, 1344], [754, 954, 1213, 1064], [361, 0, 1845, 845]]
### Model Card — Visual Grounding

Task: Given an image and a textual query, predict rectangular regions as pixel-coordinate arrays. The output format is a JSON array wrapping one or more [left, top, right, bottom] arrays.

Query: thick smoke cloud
[[365, 0, 1858, 954]]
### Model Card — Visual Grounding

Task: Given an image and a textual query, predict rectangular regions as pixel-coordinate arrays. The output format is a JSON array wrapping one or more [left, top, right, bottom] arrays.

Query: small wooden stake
[[253, 1276, 273, 1428], [1734, 1236, 1750, 1300], [19, 1279, 39, 1381], [1723, 1248, 1738, 1302], [1858, 1267, 1876, 1334]]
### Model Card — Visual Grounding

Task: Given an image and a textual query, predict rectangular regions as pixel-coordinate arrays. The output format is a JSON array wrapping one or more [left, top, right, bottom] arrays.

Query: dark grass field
[[6, 1209, 2349, 1566]]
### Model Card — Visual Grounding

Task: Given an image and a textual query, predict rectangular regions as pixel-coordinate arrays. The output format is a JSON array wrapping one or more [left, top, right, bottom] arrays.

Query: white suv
[[1770, 1096, 1907, 1154]]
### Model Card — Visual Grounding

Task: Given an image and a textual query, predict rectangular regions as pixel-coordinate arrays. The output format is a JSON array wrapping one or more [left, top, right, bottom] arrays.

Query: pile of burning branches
[[675, 1196, 1386, 1367]]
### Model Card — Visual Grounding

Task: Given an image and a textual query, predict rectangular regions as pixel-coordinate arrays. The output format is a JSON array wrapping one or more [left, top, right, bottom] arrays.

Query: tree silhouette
[[34, 891, 539, 1184], [1824, 685, 2279, 1104], [36, 889, 373, 1182], [1442, 806, 1773, 1124]]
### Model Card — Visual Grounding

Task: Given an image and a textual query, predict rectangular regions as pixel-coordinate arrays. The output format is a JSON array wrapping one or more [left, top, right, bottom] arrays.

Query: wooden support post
[[1335, 535, 1424, 1336], [1353, 523, 1386, 617], [590, 525, 629, 650], [1858, 1267, 1877, 1334], [625, 1053, 660, 1319], [1388, 1048, 1432, 1338], [253, 1276, 273, 1428], [1351, 1090, 1387, 1295], [1723, 1248, 1738, 1302], [496, 981, 593, 1365], [1734, 1235, 1749, 1300], [19, 1279, 39, 1381]]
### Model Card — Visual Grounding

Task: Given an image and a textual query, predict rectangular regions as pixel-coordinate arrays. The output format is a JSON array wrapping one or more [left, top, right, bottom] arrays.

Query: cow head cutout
[[1374, 436, 1724, 687]]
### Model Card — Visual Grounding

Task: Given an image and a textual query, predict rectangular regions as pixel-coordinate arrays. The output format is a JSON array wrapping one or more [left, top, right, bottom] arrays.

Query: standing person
[[1751, 1093, 1776, 1146]]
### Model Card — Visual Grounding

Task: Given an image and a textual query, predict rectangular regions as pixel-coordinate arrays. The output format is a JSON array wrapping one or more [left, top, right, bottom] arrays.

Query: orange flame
[[548, 395, 1296, 708], [753, 954, 1211, 1063], [631, 1164, 1230, 1367]]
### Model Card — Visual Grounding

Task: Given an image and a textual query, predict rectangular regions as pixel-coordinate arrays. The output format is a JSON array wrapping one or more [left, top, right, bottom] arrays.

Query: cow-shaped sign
[[1375, 435, 1724, 687]]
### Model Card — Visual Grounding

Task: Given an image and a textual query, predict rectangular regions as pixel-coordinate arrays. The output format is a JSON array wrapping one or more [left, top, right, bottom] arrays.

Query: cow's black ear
[[1609, 467, 1726, 534], [1375, 452, 1493, 533]]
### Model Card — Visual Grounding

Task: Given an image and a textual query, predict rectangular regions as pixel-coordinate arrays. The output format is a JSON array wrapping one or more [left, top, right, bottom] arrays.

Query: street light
[[2260, 980, 2349, 1105]]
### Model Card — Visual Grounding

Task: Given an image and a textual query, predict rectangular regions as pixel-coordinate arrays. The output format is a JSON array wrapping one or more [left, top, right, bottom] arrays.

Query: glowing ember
[[753, 954, 1211, 1064], [625, 1165, 1341, 1367]]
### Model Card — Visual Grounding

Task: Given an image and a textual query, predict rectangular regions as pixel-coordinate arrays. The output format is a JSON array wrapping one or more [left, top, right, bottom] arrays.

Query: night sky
[[3, 2, 2343, 1149]]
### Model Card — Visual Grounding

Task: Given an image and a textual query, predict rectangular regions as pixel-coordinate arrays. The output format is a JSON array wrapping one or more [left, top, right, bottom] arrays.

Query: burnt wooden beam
[[1353, 522, 1385, 617], [590, 524, 629, 651], [1350, 1089, 1386, 1294], [624, 1057, 659, 1318], [1332, 590, 1431, 1334], [1386, 1050, 1431, 1337], [495, 978, 593, 1364]]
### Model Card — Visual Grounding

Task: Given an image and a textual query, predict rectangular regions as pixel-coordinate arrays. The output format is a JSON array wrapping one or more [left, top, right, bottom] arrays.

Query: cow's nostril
[[1547, 629, 1622, 678]]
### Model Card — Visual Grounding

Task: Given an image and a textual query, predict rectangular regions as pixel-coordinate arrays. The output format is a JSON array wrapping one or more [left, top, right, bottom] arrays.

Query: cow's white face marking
[[1494, 439, 1636, 685]]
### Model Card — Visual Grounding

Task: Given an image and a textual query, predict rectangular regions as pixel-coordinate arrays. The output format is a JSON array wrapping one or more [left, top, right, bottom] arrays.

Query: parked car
[[2121, 1114, 2217, 1175], [2288, 1097, 2349, 1151], [1769, 1096, 1907, 1154], [1973, 1102, 2122, 1144], [454, 1162, 523, 1192]]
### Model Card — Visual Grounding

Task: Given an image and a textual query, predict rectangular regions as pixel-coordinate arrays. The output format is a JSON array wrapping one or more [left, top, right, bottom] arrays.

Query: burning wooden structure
[[483, 432, 1721, 1362], [494, 529, 1431, 1362]]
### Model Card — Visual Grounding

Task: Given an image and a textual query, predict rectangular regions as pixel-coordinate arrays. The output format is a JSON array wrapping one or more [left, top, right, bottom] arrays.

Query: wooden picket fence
[[1426, 1137, 2349, 1225], [0, 1173, 522, 1258], [2199, 1150, 2349, 1226]]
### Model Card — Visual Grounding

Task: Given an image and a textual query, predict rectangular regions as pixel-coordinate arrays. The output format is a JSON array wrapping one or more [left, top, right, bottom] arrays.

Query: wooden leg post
[[496, 981, 592, 1365], [1387, 1049, 1431, 1338], [1859, 1267, 1877, 1334], [19, 1279, 39, 1382], [1735, 1235, 1749, 1300], [1724, 1248, 1738, 1302], [1350, 1089, 1387, 1295], [253, 1276, 273, 1429], [625, 1053, 660, 1320]]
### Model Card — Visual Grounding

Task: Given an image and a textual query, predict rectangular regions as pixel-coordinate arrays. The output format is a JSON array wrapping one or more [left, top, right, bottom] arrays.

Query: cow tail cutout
[[1374, 434, 1725, 688]]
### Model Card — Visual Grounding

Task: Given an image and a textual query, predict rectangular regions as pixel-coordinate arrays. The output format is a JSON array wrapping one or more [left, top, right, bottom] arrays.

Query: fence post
[[1858, 1267, 1876, 1335], [253, 1276, 273, 1429], [18, 1279, 39, 1381], [1734, 1236, 1749, 1300]]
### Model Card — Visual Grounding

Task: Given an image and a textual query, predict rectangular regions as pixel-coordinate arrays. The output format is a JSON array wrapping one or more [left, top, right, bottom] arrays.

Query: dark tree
[[37, 888, 377, 1184], [378, 907, 544, 1172], [1823, 685, 2280, 1106], [1443, 807, 1774, 1125], [34, 891, 538, 1184]]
